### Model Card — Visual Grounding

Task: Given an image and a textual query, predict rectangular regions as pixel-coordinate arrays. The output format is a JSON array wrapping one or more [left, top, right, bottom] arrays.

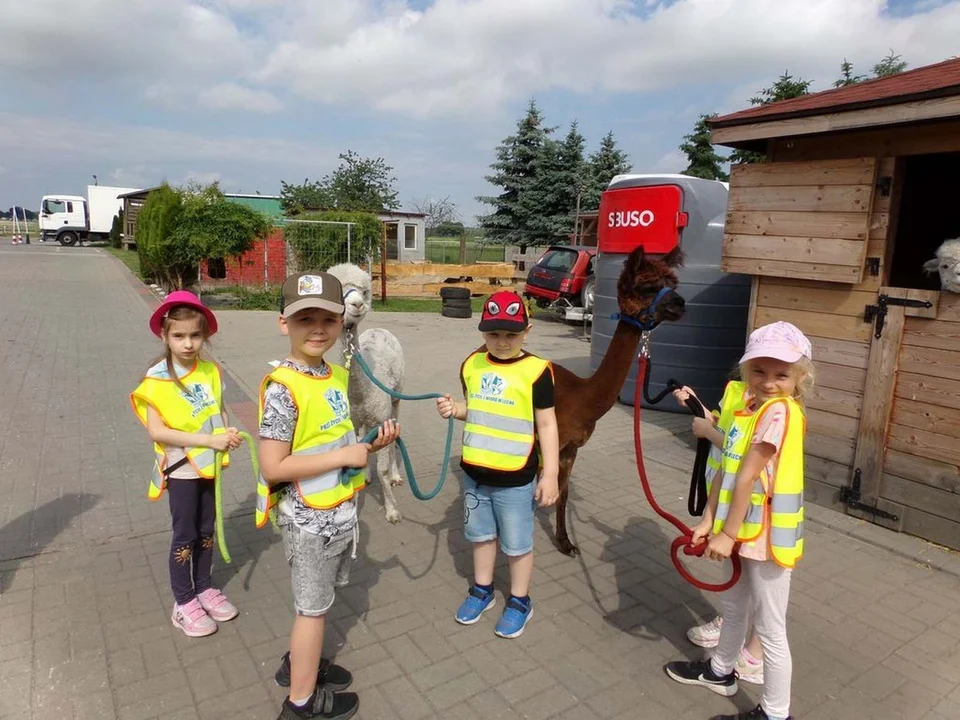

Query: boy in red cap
[[436, 290, 560, 638]]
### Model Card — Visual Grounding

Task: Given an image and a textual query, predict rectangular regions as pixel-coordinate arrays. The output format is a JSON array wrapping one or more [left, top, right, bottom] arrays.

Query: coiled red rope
[[633, 353, 741, 592]]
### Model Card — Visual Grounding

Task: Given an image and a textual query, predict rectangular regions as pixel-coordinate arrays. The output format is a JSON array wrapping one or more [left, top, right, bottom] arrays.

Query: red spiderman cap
[[478, 290, 529, 332]]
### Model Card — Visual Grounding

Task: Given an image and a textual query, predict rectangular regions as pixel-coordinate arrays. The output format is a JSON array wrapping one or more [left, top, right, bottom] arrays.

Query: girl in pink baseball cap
[[131, 291, 243, 638], [665, 321, 813, 720]]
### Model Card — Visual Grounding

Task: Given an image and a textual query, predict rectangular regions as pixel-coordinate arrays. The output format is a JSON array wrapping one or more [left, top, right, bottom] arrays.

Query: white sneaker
[[735, 647, 764, 685], [687, 616, 724, 648]]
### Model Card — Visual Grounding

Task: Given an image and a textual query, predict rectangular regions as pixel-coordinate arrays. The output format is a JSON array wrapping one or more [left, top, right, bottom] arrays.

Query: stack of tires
[[440, 286, 472, 319]]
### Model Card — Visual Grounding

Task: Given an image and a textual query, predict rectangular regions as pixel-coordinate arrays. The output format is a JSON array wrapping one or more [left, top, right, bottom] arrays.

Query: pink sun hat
[[739, 321, 812, 365], [149, 290, 219, 338]]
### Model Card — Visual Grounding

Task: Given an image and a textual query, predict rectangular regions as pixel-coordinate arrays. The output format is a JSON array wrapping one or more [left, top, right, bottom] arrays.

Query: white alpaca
[[327, 263, 405, 523], [924, 238, 960, 293]]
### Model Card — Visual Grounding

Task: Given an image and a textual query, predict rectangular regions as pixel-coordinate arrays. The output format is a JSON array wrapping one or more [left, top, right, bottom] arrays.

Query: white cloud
[[4, 1, 960, 119], [199, 83, 282, 113], [254, 0, 960, 118], [0, 113, 336, 171]]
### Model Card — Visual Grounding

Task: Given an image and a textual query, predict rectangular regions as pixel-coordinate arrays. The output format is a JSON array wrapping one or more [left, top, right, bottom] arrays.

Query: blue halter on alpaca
[[610, 286, 673, 333]]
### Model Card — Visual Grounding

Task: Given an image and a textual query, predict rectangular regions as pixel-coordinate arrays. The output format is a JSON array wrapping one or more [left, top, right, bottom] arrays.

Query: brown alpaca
[[550, 245, 686, 555]]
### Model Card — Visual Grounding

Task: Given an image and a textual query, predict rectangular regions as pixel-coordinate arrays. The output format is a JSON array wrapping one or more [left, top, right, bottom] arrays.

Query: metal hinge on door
[[839, 469, 899, 521], [863, 294, 933, 338]]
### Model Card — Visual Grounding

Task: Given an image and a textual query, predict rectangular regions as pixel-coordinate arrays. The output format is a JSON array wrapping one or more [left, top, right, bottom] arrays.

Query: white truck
[[38, 185, 140, 246]]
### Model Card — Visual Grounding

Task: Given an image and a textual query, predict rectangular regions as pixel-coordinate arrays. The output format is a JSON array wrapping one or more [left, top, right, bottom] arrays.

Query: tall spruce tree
[[476, 99, 554, 247], [521, 122, 587, 242], [582, 131, 632, 210], [728, 71, 812, 165], [679, 114, 729, 181]]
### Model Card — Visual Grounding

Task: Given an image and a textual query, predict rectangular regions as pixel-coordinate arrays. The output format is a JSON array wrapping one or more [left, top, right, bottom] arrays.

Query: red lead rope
[[633, 354, 741, 592]]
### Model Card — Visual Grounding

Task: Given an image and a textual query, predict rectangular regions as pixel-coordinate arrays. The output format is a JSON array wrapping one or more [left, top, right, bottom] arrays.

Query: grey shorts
[[281, 523, 354, 617]]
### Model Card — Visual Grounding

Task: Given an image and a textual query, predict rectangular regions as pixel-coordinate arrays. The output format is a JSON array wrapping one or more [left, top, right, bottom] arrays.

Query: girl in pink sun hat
[[665, 321, 813, 720], [131, 291, 244, 638]]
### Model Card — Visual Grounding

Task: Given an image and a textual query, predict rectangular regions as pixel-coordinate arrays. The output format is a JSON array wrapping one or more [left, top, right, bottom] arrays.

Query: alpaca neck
[[589, 320, 643, 416]]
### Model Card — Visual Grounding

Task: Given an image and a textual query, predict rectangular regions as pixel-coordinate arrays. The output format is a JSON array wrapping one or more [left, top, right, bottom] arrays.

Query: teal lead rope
[[339, 345, 455, 501]]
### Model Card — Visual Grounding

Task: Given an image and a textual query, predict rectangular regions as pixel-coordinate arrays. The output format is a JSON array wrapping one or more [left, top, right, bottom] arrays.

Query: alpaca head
[[923, 238, 960, 293], [326, 262, 373, 329], [616, 245, 686, 325]]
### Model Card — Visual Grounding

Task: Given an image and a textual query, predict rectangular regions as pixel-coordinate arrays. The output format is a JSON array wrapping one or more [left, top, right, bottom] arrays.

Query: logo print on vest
[[322, 387, 349, 431], [471, 372, 514, 406], [724, 425, 741, 449], [722, 424, 743, 462], [182, 383, 215, 418], [480, 373, 506, 397]]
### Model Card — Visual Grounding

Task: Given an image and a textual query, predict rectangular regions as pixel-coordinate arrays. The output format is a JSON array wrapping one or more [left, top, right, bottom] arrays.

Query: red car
[[523, 245, 597, 313]]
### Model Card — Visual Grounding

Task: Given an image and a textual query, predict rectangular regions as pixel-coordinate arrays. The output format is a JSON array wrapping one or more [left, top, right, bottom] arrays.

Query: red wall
[[201, 228, 286, 287]]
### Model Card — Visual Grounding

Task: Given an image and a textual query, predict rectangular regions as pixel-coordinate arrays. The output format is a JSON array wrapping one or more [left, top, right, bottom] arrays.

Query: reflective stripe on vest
[[130, 360, 229, 500], [460, 352, 550, 473], [712, 395, 806, 568], [255, 364, 365, 528]]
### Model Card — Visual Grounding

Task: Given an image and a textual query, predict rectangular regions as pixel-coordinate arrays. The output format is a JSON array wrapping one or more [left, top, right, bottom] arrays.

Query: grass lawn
[[106, 247, 142, 278], [424, 237, 505, 264], [372, 296, 487, 313]]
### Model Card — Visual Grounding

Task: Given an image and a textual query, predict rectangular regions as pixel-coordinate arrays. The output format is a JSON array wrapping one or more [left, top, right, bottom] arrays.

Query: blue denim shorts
[[462, 474, 536, 556]]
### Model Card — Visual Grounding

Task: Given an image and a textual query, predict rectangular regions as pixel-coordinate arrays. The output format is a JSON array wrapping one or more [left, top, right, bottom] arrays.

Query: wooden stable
[[709, 58, 960, 550]]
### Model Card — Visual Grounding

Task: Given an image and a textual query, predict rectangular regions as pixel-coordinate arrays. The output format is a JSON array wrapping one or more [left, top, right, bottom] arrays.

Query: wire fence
[[283, 219, 378, 274]]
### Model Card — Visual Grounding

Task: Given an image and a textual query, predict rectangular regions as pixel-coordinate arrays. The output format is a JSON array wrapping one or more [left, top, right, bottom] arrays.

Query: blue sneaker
[[494, 597, 534, 638], [455, 585, 496, 625]]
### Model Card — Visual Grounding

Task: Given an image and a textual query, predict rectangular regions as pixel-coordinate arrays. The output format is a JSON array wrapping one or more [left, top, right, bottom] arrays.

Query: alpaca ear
[[663, 246, 684, 267], [923, 258, 940, 274]]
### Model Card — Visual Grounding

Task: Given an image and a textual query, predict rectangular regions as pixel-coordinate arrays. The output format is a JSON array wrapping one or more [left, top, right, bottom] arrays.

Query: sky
[[2, 0, 959, 223]]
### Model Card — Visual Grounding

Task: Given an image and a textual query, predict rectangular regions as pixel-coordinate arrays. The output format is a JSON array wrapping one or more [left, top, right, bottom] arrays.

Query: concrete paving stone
[[348, 656, 404, 692], [4, 246, 960, 718], [195, 682, 273, 720], [379, 674, 436, 719], [424, 669, 490, 711]]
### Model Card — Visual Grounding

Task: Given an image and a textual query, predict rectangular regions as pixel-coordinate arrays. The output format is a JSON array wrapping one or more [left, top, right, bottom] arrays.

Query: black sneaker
[[663, 658, 738, 697], [710, 705, 793, 720], [275, 652, 353, 691], [277, 687, 359, 720]]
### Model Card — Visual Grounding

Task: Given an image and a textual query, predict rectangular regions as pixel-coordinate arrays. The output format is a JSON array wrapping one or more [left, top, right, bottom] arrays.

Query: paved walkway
[[1, 243, 959, 720]]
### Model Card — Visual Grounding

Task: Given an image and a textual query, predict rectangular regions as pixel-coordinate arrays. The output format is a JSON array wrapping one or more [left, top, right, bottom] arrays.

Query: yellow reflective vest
[[712, 394, 806, 568], [705, 381, 750, 492], [131, 359, 230, 500], [461, 352, 551, 473], [255, 364, 366, 528]]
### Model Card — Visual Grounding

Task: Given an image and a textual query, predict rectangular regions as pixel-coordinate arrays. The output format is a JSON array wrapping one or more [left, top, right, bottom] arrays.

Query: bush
[[135, 184, 183, 286], [285, 210, 382, 272], [109, 209, 124, 248], [134, 182, 272, 291]]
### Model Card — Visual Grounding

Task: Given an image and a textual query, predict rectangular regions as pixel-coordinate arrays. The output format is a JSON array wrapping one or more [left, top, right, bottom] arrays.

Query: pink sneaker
[[198, 588, 238, 622], [172, 598, 217, 637]]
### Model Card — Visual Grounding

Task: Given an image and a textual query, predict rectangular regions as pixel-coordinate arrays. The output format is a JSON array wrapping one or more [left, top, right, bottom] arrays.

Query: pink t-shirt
[[736, 399, 788, 562]]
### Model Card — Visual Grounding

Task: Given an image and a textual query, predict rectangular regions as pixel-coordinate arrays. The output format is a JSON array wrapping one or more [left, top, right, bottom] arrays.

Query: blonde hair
[[149, 306, 212, 394], [739, 356, 816, 404]]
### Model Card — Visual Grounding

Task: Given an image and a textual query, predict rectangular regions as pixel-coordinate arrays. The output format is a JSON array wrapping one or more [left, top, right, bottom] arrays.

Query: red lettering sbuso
[[597, 184, 686, 255]]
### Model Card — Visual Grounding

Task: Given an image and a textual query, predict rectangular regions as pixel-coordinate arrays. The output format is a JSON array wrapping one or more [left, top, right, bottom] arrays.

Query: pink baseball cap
[[739, 321, 812, 364], [149, 290, 218, 337]]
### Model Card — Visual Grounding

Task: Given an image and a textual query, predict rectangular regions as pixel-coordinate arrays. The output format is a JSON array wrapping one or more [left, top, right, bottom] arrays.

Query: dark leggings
[[167, 477, 216, 605]]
